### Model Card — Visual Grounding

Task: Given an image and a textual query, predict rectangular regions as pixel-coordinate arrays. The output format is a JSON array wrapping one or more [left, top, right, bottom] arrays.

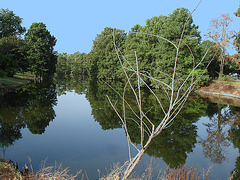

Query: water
[[0, 76, 239, 179]]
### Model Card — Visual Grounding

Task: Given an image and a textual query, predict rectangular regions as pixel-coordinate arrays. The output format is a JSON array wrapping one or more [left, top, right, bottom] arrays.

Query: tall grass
[[100, 162, 212, 180], [0, 158, 82, 180]]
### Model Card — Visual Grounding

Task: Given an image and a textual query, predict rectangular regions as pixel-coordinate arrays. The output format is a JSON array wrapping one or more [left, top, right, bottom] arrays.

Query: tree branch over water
[[103, 1, 221, 179]]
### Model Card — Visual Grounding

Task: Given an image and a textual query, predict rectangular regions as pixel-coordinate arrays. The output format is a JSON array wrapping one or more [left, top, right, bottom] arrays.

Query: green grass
[[0, 77, 29, 86], [0, 73, 34, 87], [219, 79, 240, 86], [212, 76, 240, 84], [14, 72, 34, 79]]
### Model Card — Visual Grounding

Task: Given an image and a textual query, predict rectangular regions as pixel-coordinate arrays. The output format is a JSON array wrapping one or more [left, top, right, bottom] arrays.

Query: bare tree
[[208, 14, 234, 78], [104, 3, 217, 180]]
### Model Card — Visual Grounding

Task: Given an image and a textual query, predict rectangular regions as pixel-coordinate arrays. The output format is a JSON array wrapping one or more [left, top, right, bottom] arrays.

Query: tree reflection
[[0, 78, 57, 158], [2, 75, 239, 175], [86, 80, 123, 130], [228, 107, 240, 179], [55, 75, 88, 96], [0, 124, 23, 159], [200, 104, 240, 164], [144, 95, 208, 168], [86, 79, 209, 168], [18, 80, 57, 134], [201, 104, 231, 164]]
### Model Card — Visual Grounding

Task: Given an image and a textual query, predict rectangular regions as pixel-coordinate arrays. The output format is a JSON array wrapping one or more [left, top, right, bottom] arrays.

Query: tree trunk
[[219, 56, 224, 79], [122, 149, 146, 179]]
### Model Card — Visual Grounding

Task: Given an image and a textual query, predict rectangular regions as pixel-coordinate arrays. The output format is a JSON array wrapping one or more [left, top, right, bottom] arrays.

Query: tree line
[[57, 7, 240, 88], [0, 8, 57, 80], [1, 7, 239, 85]]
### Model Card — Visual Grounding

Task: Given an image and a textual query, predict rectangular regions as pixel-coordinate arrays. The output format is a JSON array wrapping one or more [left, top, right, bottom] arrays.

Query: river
[[0, 76, 239, 179]]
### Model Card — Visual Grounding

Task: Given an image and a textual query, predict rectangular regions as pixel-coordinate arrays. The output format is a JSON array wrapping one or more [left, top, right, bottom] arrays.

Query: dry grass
[[35, 166, 81, 180], [161, 164, 211, 180], [163, 164, 201, 180], [0, 158, 214, 180], [0, 158, 82, 180], [100, 161, 212, 180], [0, 160, 22, 180]]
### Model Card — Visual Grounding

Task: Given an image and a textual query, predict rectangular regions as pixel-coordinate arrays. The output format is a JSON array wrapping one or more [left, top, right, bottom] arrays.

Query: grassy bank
[[14, 73, 35, 80], [0, 73, 34, 93]]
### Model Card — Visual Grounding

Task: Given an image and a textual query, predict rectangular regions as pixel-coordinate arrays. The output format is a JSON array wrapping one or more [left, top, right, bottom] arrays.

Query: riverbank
[[195, 78, 240, 107], [0, 73, 34, 95], [0, 158, 80, 179], [0, 159, 22, 179], [0, 158, 212, 180]]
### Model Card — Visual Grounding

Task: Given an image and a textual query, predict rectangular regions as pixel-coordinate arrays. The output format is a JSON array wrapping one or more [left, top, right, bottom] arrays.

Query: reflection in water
[[200, 104, 240, 172], [0, 75, 240, 178], [82, 78, 240, 176], [55, 76, 240, 176], [226, 107, 240, 179], [0, 78, 57, 159], [0, 124, 23, 159], [201, 104, 231, 164]]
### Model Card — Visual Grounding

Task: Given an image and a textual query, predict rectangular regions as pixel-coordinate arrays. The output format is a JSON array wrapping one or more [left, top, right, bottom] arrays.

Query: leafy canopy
[[25, 22, 57, 78], [0, 8, 26, 38]]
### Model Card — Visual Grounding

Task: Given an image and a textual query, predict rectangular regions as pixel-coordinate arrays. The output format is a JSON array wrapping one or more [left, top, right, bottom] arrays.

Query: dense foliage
[[123, 8, 210, 88], [25, 22, 57, 79], [0, 8, 26, 38], [1, 7, 239, 84], [0, 8, 57, 79], [0, 36, 28, 76], [56, 52, 88, 75], [56, 7, 239, 88]]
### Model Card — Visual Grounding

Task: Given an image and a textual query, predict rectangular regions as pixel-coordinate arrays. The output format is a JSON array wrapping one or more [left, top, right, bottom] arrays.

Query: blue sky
[[1, 0, 239, 54]]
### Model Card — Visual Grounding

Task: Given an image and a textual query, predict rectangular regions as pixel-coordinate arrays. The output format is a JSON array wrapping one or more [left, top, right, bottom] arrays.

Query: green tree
[[56, 52, 89, 75], [232, 4, 240, 74], [199, 40, 221, 79], [25, 22, 57, 80], [74, 52, 88, 75], [0, 8, 26, 38], [234, 5, 240, 17], [0, 54, 14, 77], [123, 24, 154, 84], [151, 8, 205, 88], [0, 36, 28, 76], [89, 27, 126, 79], [56, 53, 69, 75], [123, 8, 207, 89]]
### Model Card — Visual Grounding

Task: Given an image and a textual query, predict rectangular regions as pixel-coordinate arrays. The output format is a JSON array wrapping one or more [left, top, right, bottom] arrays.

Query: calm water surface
[[0, 76, 239, 179]]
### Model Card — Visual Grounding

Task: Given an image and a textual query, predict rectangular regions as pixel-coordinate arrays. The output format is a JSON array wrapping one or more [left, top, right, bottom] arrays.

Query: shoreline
[[0, 77, 33, 95], [195, 79, 240, 107], [195, 90, 240, 99], [195, 90, 240, 107], [1, 77, 240, 105]]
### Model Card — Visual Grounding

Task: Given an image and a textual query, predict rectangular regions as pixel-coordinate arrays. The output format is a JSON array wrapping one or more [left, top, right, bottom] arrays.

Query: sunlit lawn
[[0, 73, 33, 86]]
